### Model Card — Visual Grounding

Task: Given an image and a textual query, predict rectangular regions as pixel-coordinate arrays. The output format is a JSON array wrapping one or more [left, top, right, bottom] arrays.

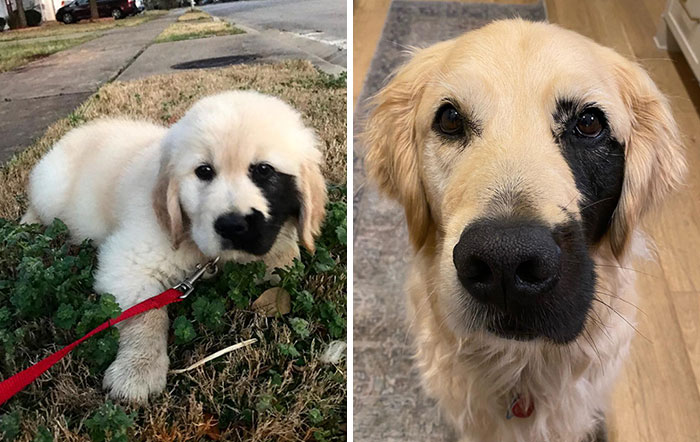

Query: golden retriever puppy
[[23, 91, 326, 402], [364, 20, 685, 442]]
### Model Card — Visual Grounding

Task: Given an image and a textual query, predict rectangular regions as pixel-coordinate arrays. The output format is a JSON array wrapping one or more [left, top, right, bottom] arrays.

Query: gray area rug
[[353, 2, 546, 441]]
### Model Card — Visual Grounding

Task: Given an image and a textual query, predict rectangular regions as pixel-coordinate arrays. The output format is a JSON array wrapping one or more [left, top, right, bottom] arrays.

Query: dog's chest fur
[[406, 241, 641, 442]]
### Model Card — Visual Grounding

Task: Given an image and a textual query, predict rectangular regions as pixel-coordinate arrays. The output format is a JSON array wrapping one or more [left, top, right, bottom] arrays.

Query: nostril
[[464, 256, 493, 284], [231, 222, 247, 234], [515, 258, 549, 285]]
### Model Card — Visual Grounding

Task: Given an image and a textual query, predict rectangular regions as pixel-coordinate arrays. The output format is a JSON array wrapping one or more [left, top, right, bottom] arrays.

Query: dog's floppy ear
[[608, 61, 686, 257], [153, 164, 187, 249], [297, 157, 327, 253], [363, 43, 449, 250]]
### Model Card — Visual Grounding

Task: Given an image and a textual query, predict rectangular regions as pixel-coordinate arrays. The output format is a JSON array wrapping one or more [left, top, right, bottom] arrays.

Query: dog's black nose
[[214, 212, 249, 239], [453, 219, 562, 312]]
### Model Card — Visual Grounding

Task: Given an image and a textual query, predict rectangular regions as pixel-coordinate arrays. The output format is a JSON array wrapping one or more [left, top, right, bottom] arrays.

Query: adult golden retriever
[[364, 20, 685, 442], [23, 91, 327, 402]]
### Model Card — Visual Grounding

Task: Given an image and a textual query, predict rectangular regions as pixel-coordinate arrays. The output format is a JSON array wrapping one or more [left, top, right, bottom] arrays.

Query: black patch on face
[[553, 98, 625, 243], [454, 216, 595, 343], [216, 165, 301, 256]]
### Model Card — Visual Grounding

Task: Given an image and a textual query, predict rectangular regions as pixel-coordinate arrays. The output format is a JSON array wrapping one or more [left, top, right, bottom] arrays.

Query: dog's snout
[[453, 220, 562, 311], [214, 212, 249, 239]]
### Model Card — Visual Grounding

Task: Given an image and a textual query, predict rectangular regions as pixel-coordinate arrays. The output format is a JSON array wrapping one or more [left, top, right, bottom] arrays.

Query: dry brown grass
[[156, 10, 243, 42], [0, 60, 346, 221]]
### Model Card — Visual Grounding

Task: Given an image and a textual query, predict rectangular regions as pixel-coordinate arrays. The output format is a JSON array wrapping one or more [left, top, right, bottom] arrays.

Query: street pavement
[[202, 0, 347, 69], [203, 0, 346, 49]]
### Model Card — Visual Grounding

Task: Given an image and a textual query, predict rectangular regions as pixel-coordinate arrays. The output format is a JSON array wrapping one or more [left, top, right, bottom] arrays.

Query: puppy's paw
[[103, 353, 169, 403]]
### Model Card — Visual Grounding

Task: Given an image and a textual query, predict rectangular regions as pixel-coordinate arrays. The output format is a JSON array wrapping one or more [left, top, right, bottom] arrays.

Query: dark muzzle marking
[[453, 217, 595, 343]]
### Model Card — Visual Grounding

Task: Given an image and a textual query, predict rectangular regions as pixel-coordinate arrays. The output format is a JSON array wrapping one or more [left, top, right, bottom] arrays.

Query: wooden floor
[[354, 0, 700, 440]]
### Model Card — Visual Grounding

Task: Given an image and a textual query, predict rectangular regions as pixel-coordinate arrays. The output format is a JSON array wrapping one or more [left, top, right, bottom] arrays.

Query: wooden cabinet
[[656, 0, 700, 82]]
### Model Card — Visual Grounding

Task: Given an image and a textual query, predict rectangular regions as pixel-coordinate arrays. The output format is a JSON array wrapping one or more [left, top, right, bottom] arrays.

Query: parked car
[[56, 0, 141, 24]]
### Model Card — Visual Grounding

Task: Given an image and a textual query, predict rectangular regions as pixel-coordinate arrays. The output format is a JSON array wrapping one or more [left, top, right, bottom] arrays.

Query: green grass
[[0, 35, 95, 72], [155, 10, 244, 43], [0, 188, 346, 441], [0, 60, 347, 441]]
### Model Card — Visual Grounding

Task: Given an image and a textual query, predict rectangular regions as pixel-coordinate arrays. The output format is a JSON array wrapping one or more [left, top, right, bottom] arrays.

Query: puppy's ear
[[297, 159, 327, 253], [363, 43, 448, 250], [608, 61, 686, 257], [153, 166, 187, 249]]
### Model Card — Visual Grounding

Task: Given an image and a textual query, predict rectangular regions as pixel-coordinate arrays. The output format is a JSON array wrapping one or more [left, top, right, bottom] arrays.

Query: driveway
[[203, 0, 347, 49]]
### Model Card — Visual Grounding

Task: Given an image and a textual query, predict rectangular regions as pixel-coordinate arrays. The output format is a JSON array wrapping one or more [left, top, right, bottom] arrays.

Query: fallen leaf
[[252, 287, 291, 316]]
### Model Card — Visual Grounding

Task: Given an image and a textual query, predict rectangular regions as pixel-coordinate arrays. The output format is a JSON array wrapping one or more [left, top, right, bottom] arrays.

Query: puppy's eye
[[250, 163, 275, 179], [195, 164, 215, 181], [434, 104, 465, 137], [575, 110, 603, 138]]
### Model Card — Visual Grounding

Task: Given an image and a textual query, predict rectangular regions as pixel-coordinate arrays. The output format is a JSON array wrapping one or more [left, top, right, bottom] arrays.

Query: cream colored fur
[[364, 20, 685, 442], [23, 91, 326, 403]]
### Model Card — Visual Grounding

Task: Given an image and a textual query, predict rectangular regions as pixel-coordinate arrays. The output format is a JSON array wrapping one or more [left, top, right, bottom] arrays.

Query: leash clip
[[174, 257, 220, 298]]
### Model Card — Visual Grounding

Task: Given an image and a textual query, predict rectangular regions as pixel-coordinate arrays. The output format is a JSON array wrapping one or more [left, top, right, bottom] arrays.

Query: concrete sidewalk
[[0, 13, 178, 163]]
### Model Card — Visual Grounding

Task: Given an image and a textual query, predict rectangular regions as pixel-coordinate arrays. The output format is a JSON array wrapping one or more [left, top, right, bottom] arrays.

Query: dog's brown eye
[[575, 111, 603, 138], [195, 164, 215, 181], [436, 104, 464, 136], [251, 163, 274, 179]]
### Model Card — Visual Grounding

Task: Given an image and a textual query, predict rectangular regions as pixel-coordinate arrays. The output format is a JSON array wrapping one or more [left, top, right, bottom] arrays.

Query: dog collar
[[506, 394, 534, 419]]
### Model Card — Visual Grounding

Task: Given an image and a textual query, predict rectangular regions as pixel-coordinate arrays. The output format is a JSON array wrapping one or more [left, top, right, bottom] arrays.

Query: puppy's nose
[[453, 219, 561, 312], [214, 212, 249, 239]]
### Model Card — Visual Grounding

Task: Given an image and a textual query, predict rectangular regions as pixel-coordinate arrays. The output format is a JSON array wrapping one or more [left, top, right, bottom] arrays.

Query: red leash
[[0, 258, 219, 407], [0, 289, 183, 406]]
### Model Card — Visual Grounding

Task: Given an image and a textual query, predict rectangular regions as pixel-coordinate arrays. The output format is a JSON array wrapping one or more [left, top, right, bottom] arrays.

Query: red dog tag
[[507, 394, 535, 419]]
